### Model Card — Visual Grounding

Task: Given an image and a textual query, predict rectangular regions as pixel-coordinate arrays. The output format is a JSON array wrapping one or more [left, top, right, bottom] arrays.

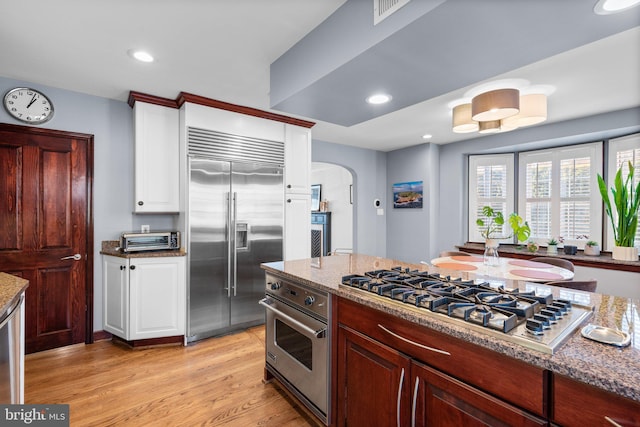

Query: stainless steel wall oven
[[261, 273, 330, 424]]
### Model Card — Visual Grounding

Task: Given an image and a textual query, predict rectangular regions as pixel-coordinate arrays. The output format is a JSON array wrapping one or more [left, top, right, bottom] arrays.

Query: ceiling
[[1, 0, 638, 152]]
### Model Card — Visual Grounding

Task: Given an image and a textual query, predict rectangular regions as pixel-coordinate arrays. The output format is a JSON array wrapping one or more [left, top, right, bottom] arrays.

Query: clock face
[[3, 87, 54, 124]]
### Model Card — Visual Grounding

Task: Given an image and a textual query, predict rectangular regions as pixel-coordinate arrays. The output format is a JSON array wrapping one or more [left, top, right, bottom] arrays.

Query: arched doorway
[[311, 162, 354, 254]]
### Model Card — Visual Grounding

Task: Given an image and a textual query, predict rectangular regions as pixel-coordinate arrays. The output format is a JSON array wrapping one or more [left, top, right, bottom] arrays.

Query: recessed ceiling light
[[422, 134, 433, 139], [128, 49, 154, 63], [594, 0, 640, 14], [366, 93, 392, 104]]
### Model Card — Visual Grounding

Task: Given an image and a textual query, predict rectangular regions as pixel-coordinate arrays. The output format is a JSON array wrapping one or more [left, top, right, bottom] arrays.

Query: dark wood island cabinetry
[[261, 254, 640, 427], [337, 297, 547, 426]]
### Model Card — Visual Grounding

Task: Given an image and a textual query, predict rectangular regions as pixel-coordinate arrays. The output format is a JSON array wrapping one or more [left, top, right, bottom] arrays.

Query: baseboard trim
[[93, 330, 112, 342], [111, 335, 184, 349]]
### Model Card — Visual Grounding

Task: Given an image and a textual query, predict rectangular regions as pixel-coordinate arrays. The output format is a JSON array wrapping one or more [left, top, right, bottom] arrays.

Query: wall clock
[[3, 87, 54, 124]]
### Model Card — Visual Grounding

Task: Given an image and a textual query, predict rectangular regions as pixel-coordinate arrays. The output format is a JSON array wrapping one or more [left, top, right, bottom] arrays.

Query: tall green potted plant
[[597, 161, 640, 261]]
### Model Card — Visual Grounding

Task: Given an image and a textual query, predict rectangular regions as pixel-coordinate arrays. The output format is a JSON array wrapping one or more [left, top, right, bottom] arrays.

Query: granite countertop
[[100, 240, 186, 258], [0, 272, 29, 316], [261, 254, 640, 403]]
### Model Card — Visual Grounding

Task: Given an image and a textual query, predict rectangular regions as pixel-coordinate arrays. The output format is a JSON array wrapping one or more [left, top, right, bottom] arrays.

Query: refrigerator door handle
[[233, 191, 238, 297], [226, 191, 232, 298]]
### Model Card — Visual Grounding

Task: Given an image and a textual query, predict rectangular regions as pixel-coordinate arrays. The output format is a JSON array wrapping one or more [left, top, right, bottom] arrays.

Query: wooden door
[[337, 325, 411, 427], [411, 361, 546, 427], [0, 123, 93, 354]]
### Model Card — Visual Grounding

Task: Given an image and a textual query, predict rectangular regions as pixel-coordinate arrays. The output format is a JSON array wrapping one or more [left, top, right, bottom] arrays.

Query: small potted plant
[[584, 240, 601, 256], [546, 238, 558, 254], [527, 241, 539, 253]]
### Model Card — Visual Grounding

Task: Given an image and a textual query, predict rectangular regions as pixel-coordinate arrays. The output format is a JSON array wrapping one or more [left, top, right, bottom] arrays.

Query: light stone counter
[[0, 272, 29, 316], [262, 254, 640, 403]]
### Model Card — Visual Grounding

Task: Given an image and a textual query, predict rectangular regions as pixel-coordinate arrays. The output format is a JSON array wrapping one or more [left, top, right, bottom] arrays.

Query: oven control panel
[[265, 274, 328, 319]]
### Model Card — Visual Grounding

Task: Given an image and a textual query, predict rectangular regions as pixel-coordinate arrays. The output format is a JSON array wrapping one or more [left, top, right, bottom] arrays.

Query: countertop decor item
[[597, 160, 640, 261], [527, 241, 539, 253], [584, 240, 601, 256], [547, 238, 558, 254]]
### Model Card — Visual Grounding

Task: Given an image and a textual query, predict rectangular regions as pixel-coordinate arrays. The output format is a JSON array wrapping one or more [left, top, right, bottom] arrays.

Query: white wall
[[311, 163, 353, 253]]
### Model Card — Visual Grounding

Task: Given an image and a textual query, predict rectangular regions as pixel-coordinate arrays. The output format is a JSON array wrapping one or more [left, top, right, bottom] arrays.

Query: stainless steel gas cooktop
[[341, 267, 594, 355]]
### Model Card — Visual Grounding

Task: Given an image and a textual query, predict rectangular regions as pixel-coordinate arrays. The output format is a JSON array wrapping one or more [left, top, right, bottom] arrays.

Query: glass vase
[[483, 239, 500, 266]]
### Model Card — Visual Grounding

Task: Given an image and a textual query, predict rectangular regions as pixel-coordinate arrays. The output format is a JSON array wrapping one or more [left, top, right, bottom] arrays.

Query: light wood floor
[[25, 326, 319, 426]]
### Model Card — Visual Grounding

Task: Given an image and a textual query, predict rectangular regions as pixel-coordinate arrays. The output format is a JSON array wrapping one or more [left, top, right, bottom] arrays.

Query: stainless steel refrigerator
[[187, 157, 283, 342]]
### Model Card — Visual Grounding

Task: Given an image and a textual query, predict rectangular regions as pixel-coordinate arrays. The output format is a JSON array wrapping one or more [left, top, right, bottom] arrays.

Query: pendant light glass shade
[[502, 93, 547, 128], [452, 103, 479, 133], [478, 120, 502, 134], [471, 88, 520, 121]]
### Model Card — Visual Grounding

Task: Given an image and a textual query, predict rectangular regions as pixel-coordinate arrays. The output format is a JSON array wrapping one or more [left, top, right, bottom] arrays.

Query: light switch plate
[[377, 208, 384, 216]]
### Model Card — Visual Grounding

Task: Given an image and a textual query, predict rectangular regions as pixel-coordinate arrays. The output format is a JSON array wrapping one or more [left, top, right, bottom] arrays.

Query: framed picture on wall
[[393, 180, 423, 208], [311, 184, 321, 211]]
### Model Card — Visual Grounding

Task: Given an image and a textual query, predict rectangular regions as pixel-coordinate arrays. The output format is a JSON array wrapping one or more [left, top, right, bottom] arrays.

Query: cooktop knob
[[304, 296, 315, 306], [269, 282, 281, 290]]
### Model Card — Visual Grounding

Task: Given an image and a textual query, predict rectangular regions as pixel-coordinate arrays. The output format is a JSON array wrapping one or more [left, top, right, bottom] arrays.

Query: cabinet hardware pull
[[138, 201, 144, 206], [287, 199, 292, 203], [130, 265, 136, 270], [378, 324, 451, 356], [411, 376, 419, 427], [120, 265, 126, 270], [287, 184, 292, 188], [259, 298, 326, 338], [60, 253, 81, 261], [397, 367, 405, 427], [605, 416, 623, 427]]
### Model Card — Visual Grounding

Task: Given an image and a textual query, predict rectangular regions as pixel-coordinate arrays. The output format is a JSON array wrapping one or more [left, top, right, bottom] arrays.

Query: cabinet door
[[284, 193, 311, 260], [337, 326, 411, 427], [102, 256, 129, 339], [128, 257, 186, 340], [284, 124, 311, 194], [552, 374, 640, 427], [134, 102, 179, 212], [411, 361, 547, 427]]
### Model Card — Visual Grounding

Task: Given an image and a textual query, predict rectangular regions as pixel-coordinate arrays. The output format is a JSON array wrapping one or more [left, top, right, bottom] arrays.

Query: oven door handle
[[259, 298, 327, 339]]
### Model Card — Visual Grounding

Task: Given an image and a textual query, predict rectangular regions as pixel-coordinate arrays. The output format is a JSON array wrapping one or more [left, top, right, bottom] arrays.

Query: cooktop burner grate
[[341, 267, 593, 354]]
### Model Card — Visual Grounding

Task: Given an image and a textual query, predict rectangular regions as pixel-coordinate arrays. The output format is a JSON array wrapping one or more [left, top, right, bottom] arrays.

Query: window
[[607, 134, 640, 250], [468, 154, 514, 243], [518, 143, 603, 248]]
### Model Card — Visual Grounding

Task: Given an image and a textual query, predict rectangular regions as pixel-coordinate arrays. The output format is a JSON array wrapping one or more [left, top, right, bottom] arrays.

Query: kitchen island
[[262, 254, 639, 426]]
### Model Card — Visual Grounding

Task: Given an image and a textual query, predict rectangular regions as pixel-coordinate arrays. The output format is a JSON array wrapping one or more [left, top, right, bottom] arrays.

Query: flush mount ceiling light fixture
[[127, 49, 154, 63], [594, 0, 640, 14], [471, 88, 520, 121], [366, 93, 392, 104], [452, 91, 547, 135]]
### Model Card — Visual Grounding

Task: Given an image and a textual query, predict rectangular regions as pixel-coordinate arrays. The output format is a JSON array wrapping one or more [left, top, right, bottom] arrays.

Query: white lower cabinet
[[103, 255, 186, 341]]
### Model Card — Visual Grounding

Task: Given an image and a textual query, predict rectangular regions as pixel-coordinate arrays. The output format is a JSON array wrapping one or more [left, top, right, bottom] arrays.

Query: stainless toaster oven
[[120, 231, 181, 252]]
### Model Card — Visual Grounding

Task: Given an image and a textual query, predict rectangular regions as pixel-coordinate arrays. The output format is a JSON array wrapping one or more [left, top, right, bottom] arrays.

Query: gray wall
[[0, 76, 175, 331], [386, 143, 440, 264], [312, 139, 387, 257]]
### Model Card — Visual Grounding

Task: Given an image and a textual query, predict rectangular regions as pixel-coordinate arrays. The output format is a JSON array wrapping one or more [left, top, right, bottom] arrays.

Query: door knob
[[60, 253, 82, 261]]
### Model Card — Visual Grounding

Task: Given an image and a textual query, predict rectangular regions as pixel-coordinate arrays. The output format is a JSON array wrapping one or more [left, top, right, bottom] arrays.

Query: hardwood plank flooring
[[25, 326, 319, 426]]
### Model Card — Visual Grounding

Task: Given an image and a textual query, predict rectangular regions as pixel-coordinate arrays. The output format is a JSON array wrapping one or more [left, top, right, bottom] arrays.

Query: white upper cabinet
[[134, 102, 180, 213], [284, 124, 311, 194]]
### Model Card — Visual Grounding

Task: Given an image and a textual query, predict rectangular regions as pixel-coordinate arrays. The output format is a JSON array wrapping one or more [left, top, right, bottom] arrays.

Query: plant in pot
[[476, 206, 531, 265], [546, 238, 558, 254], [597, 161, 640, 261], [584, 240, 601, 256]]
